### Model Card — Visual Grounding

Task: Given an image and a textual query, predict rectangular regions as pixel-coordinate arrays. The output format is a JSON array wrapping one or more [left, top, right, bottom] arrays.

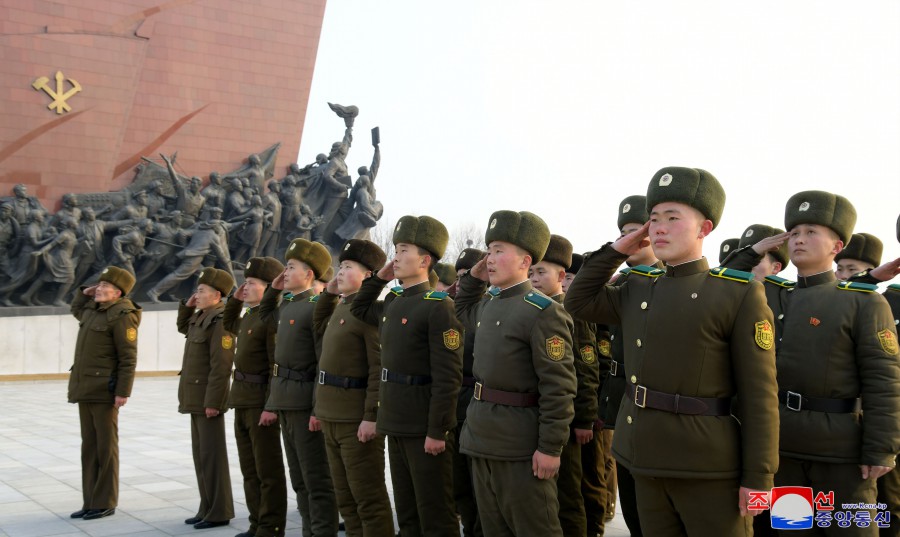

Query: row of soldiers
[[65, 165, 900, 537]]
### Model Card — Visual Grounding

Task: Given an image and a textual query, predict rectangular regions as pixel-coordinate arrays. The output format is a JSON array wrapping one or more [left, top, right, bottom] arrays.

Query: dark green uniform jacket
[[351, 277, 463, 440], [68, 291, 141, 403], [176, 301, 234, 413], [552, 293, 600, 430], [771, 271, 900, 467], [312, 291, 382, 423], [454, 275, 576, 461], [565, 245, 779, 491], [260, 287, 319, 412], [223, 296, 277, 409]]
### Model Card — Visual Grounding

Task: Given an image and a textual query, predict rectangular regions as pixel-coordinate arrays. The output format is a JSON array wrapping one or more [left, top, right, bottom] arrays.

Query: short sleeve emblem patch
[[222, 335, 233, 349], [754, 320, 773, 350], [580, 345, 596, 364], [443, 329, 461, 350], [597, 339, 611, 357], [126, 327, 137, 342], [546, 335, 565, 361], [877, 329, 898, 355]]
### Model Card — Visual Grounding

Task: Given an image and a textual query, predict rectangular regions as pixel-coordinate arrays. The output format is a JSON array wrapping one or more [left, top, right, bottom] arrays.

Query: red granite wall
[[0, 0, 325, 210]]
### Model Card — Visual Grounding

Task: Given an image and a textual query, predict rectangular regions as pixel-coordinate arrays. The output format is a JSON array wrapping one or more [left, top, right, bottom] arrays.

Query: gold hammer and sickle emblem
[[32, 71, 82, 114]]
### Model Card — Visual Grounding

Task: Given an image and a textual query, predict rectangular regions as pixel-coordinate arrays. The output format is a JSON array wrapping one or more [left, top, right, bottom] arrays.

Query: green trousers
[[78, 403, 118, 510], [388, 434, 458, 537], [471, 457, 563, 537], [190, 413, 234, 522], [234, 407, 287, 537]]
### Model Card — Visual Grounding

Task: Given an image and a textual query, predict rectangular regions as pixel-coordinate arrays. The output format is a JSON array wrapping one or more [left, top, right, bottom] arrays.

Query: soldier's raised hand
[[376, 260, 395, 281], [751, 231, 790, 255], [83, 285, 98, 297], [325, 277, 340, 295], [470, 257, 489, 282], [271, 270, 286, 290], [234, 282, 248, 301], [611, 221, 651, 256], [186, 293, 198, 308], [867, 256, 900, 282]]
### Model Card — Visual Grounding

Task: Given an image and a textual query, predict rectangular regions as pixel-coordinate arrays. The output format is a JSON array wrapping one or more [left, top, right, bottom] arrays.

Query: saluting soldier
[[719, 223, 790, 282], [565, 168, 780, 536], [176, 267, 236, 530], [454, 210, 577, 536], [313, 266, 334, 295], [350, 215, 463, 537], [834, 232, 883, 281], [312, 239, 395, 537], [68, 266, 141, 521], [223, 256, 287, 537], [772, 192, 900, 537], [451, 247, 486, 537], [529, 233, 599, 537], [719, 237, 740, 264], [259, 239, 338, 536]]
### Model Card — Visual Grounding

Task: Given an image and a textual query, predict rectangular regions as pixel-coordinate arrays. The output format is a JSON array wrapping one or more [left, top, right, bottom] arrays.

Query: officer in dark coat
[[176, 267, 235, 529], [223, 256, 287, 537], [313, 239, 395, 537], [350, 215, 464, 537], [565, 167, 780, 536], [260, 239, 338, 536], [454, 210, 577, 536], [68, 266, 141, 521], [773, 192, 900, 537]]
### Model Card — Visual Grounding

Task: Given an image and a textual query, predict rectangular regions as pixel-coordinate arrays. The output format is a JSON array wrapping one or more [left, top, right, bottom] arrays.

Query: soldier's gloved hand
[[532, 450, 560, 480]]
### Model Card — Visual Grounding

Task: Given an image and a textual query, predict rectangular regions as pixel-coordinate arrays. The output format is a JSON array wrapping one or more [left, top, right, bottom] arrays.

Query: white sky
[[298, 1, 900, 278]]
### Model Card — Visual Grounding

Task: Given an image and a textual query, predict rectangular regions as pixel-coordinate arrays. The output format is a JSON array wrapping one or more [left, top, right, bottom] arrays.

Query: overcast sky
[[297, 1, 900, 278]]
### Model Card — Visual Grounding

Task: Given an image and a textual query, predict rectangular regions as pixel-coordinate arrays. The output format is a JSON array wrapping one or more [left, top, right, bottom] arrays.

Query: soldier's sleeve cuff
[[861, 453, 898, 468], [362, 411, 377, 422], [740, 472, 774, 492], [537, 444, 564, 458]]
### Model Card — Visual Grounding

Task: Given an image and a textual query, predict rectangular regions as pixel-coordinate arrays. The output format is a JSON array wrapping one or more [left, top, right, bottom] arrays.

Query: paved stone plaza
[[0, 377, 631, 536]]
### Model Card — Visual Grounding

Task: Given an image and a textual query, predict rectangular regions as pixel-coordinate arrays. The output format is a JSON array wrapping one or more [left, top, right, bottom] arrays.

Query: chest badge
[[402, 318, 408, 325], [289, 319, 295, 325], [126, 327, 137, 342], [754, 320, 774, 350], [809, 317, 821, 326], [546, 335, 565, 361], [222, 335, 233, 350], [443, 329, 461, 350], [339, 319, 345, 325]]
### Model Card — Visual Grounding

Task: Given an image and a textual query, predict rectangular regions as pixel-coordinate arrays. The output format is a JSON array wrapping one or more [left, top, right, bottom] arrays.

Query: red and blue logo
[[770, 486, 814, 530]]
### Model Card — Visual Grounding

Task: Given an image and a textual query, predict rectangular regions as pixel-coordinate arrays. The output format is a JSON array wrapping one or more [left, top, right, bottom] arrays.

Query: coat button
[[691, 293, 698, 299], [610, 334, 615, 340], [194, 379, 199, 384], [477, 321, 481, 327], [630, 375, 637, 383], [496, 321, 500, 326], [626, 416, 633, 424], [636, 339, 642, 347], [778, 314, 784, 320], [640, 301, 648, 310], [382, 316, 387, 322]]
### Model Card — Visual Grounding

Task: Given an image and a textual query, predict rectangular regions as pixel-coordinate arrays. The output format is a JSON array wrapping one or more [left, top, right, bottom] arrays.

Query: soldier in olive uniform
[[176, 267, 236, 529], [450, 247, 486, 537], [529, 233, 599, 537], [565, 167, 780, 536], [223, 256, 287, 537], [834, 233, 883, 281], [259, 239, 338, 537], [720, 224, 790, 282], [880, 281, 900, 537], [313, 239, 394, 537], [68, 266, 141, 521], [454, 210, 577, 536], [350, 215, 464, 537], [769, 192, 900, 537], [720, 238, 740, 264]]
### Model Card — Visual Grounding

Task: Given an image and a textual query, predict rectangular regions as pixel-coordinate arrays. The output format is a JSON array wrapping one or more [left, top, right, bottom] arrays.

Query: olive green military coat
[[176, 301, 234, 413]]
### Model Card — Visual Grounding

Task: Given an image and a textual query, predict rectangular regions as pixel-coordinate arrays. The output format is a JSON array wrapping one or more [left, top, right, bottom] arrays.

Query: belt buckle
[[381, 368, 388, 382], [634, 385, 647, 408], [610, 360, 618, 377], [318, 370, 325, 385], [474, 382, 483, 401], [272, 364, 279, 377], [786, 391, 802, 411]]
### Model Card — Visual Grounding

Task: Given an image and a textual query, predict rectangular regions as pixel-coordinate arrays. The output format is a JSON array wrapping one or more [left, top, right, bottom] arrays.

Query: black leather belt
[[778, 390, 861, 413], [473, 382, 539, 407], [626, 383, 731, 416], [462, 376, 476, 387], [272, 363, 316, 382], [381, 368, 431, 386], [233, 370, 269, 384], [319, 371, 367, 389], [609, 360, 623, 377]]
